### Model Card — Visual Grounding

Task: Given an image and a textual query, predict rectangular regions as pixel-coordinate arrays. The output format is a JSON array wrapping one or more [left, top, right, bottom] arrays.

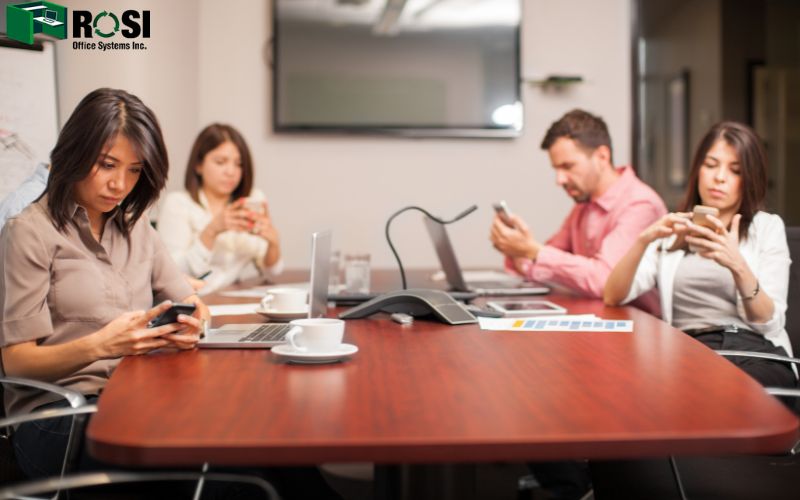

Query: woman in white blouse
[[605, 121, 795, 389], [158, 124, 283, 294]]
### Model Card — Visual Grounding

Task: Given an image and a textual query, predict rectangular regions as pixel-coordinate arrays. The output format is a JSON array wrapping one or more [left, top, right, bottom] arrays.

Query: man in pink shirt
[[491, 109, 666, 314]]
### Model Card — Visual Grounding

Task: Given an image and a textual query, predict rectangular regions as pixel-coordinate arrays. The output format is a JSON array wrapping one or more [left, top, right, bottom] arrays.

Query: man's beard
[[565, 187, 590, 203]]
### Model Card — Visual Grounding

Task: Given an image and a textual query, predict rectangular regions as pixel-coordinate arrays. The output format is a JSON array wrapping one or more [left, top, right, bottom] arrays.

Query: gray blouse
[[672, 250, 750, 332]]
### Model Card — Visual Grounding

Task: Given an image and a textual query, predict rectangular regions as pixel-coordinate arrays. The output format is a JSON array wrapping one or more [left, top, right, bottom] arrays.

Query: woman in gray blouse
[[605, 121, 795, 390], [0, 88, 205, 479]]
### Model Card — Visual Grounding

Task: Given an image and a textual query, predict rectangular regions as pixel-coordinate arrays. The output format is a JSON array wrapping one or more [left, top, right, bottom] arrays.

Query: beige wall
[[54, 0, 633, 269], [55, 0, 199, 195]]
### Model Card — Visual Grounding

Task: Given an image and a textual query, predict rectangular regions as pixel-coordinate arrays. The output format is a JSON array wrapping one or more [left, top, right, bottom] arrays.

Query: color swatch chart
[[478, 315, 633, 333]]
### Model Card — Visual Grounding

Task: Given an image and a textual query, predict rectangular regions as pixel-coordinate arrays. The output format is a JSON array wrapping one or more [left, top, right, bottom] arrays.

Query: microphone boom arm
[[385, 204, 478, 289]]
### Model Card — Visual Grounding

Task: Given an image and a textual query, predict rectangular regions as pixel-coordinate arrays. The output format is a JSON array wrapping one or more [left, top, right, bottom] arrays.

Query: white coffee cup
[[261, 288, 308, 312], [286, 318, 345, 352]]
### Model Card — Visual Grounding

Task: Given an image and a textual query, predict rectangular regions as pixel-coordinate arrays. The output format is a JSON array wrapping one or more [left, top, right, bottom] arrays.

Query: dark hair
[[45, 88, 168, 235], [540, 109, 613, 163], [678, 121, 767, 240], [184, 123, 253, 204]]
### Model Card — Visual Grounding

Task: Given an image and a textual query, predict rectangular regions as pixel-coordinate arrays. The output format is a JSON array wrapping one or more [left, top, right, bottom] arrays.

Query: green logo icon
[[92, 11, 119, 38], [6, 1, 68, 45]]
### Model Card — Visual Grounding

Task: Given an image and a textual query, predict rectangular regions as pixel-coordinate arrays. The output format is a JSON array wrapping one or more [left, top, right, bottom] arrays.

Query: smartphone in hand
[[148, 303, 197, 328], [493, 200, 514, 227], [243, 198, 265, 214], [692, 205, 720, 231]]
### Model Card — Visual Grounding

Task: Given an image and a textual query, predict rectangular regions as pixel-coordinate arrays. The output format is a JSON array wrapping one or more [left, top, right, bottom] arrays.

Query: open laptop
[[199, 230, 331, 348], [35, 10, 59, 24], [423, 218, 549, 296]]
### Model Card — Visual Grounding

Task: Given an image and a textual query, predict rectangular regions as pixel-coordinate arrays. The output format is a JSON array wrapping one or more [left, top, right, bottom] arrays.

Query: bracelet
[[741, 281, 760, 301]]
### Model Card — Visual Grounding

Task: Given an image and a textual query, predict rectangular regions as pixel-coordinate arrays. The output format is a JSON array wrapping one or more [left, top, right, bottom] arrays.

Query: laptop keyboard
[[239, 324, 292, 342]]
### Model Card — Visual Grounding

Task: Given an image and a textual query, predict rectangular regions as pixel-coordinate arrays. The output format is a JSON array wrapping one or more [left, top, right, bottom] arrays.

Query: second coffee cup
[[260, 288, 308, 312], [285, 318, 345, 352]]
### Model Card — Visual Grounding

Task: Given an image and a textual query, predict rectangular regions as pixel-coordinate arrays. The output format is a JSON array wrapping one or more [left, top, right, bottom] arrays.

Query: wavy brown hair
[[44, 88, 168, 235], [184, 124, 254, 204], [678, 121, 767, 242]]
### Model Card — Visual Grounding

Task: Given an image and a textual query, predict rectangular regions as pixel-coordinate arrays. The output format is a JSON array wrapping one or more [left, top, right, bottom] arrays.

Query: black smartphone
[[147, 303, 197, 328]]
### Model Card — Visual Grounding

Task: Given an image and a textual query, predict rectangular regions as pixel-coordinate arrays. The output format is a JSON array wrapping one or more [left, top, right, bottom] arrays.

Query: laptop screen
[[45, 9, 56, 21], [308, 230, 331, 318], [423, 217, 470, 291]]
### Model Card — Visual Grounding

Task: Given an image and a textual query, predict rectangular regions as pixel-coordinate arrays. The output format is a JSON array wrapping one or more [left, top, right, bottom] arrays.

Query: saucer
[[255, 307, 308, 321], [271, 343, 358, 364]]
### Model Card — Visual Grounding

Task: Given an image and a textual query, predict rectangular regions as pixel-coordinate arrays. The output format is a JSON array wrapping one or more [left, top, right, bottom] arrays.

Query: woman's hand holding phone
[[93, 301, 182, 359], [638, 212, 692, 245], [154, 299, 204, 350], [208, 198, 252, 235], [244, 199, 280, 246], [686, 213, 746, 271]]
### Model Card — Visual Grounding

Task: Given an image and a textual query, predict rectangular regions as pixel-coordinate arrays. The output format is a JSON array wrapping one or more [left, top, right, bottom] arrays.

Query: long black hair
[[44, 88, 168, 235]]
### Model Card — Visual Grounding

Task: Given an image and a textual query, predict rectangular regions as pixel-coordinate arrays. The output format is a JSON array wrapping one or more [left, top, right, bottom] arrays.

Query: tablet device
[[486, 300, 566, 317]]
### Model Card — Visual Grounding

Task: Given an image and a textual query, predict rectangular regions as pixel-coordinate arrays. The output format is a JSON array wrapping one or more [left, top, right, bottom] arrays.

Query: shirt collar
[[33, 163, 50, 184], [198, 189, 210, 210], [67, 199, 124, 230], [593, 165, 636, 212]]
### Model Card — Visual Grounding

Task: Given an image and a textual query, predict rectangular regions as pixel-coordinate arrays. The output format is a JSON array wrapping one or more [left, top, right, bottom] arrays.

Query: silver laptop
[[199, 230, 332, 348], [423, 218, 549, 296]]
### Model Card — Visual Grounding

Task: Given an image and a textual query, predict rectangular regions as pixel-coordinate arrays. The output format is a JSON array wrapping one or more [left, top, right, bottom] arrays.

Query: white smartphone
[[486, 300, 567, 317], [492, 200, 514, 227]]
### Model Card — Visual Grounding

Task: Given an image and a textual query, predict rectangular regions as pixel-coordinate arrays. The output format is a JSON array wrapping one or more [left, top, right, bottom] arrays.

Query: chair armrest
[[0, 404, 97, 429], [0, 470, 280, 500], [0, 376, 87, 408], [714, 350, 800, 366], [764, 387, 800, 399]]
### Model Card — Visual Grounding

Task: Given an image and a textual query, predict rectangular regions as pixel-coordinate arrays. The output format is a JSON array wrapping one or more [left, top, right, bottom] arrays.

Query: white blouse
[[156, 189, 283, 294], [623, 211, 793, 357]]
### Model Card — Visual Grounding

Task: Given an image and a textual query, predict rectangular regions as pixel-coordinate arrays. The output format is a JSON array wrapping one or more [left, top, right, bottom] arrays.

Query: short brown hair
[[184, 124, 254, 204], [45, 88, 168, 235], [678, 121, 767, 240], [540, 109, 613, 162]]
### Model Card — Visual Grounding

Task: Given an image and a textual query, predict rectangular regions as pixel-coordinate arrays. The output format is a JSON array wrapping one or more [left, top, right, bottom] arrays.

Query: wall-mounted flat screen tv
[[273, 0, 522, 138]]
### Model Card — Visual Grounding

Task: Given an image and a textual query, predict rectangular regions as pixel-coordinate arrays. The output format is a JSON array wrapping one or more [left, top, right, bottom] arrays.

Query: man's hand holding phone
[[492, 200, 515, 228], [490, 206, 542, 261]]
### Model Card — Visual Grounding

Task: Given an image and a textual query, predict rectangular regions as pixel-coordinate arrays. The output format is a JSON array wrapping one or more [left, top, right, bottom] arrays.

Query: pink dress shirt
[[507, 166, 666, 314]]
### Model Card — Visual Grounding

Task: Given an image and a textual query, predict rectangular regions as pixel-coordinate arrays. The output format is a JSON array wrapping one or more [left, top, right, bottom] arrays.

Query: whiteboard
[[0, 40, 58, 200]]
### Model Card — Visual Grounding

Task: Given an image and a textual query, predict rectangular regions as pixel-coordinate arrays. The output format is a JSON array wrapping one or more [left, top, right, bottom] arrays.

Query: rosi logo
[[73, 10, 150, 39], [4, 2, 150, 48]]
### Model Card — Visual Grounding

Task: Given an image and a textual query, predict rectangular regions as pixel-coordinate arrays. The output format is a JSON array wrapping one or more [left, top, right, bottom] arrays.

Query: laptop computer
[[35, 10, 58, 24], [423, 217, 550, 296], [199, 230, 332, 348]]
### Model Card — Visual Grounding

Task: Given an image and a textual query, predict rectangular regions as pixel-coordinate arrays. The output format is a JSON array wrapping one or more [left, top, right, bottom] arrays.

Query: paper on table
[[219, 288, 270, 298], [430, 270, 520, 283], [219, 282, 309, 298], [478, 315, 633, 332], [209, 303, 261, 317]]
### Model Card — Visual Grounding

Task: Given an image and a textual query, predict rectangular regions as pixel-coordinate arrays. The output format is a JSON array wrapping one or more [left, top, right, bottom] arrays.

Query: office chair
[[591, 228, 800, 500], [714, 226, 800, 402], [0, 377, 279, 500]]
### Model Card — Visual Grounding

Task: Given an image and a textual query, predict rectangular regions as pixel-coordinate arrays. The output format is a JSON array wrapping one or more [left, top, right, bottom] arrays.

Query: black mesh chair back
[[784, 227, 800, 355]]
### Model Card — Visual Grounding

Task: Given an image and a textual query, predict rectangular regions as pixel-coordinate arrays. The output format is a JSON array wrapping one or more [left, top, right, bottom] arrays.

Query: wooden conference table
[[87, 270, 798, 479]]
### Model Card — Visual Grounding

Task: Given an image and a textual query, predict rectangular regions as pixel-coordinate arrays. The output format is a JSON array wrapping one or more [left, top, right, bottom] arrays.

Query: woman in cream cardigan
[[605, 121, 795, 389], [158, 124, 283, 294]]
